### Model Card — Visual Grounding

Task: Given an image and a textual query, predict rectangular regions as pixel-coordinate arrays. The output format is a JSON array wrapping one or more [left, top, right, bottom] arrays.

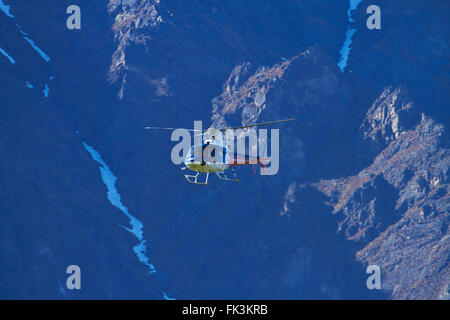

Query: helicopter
[[145, 118, 295, 185]]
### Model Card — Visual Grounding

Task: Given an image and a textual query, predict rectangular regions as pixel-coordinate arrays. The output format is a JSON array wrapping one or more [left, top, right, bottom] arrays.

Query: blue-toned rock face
[[0, 0, 448, 300]]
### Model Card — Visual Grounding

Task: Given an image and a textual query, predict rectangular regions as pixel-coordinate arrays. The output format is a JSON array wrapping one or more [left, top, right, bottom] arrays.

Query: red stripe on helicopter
[[228, 156, 270, 166]]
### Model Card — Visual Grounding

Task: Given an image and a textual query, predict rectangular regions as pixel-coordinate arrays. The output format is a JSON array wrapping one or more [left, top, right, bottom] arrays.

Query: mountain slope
[[0, 0, 448, 299]]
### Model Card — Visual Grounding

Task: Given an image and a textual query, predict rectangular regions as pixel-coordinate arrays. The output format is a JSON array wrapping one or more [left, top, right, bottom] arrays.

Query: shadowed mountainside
[[0, 0, 448, 299]]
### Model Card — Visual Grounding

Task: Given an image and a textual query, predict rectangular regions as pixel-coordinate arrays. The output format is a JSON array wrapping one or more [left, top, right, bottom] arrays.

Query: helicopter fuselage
[[146, 117, 295, 183], [185, 162, 229, 173], [183, 142, 229, 173]]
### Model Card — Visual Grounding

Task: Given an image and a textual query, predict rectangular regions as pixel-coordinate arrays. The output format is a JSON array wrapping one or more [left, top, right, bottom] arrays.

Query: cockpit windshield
[[184, 143, 227, 164]]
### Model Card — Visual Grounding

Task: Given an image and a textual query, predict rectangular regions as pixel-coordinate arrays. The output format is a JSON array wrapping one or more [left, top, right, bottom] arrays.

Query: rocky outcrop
[[211, 50, 449, 299], [314, 94, 449, 299], [209, 46, 354, 180], [360, 86, 421, 150], [107, 0, 163, 85]]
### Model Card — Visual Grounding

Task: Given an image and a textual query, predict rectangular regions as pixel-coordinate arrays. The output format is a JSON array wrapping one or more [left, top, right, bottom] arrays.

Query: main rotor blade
[[145, 126, 201, 132], [147, 118, 295, 134], [217, 118, 296, 131]]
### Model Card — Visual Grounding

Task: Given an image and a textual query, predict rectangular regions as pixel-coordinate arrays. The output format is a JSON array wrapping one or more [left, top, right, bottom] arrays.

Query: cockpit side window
[[185, 144, 227, 164]]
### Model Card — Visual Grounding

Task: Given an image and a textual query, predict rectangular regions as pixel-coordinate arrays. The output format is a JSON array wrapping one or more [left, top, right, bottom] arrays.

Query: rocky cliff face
[[0, 0, 448, 299], [203, 50, 449, 299], [314, 95, 449, 299]]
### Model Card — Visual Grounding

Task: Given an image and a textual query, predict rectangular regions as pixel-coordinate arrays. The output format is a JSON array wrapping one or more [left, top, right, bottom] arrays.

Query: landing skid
[[182, 168, 210, 185], [215, 169, 240, 182]]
